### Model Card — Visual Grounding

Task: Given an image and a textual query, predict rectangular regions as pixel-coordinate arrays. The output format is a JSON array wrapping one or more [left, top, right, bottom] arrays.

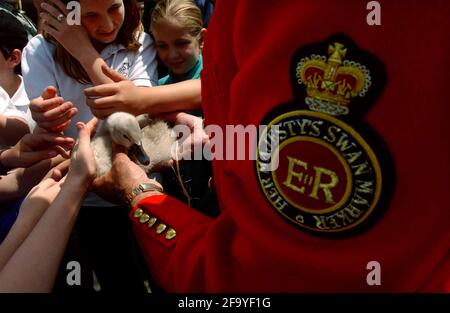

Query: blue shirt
[[158, 55, 203, 117], [158, 55, 203, 85]]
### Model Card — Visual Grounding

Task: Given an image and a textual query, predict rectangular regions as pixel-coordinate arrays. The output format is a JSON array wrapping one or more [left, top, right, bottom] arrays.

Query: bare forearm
[[0, 170, 22, 201], [139, 80, 202, 115], [17, 157, 65, 197], [0, 117, 29, 146], [78, 48, 114, 86], [0, 157, 64, 202], [0, 178, 87, 292], [0, 185, 50, 270], [0, 159, 64, 268]]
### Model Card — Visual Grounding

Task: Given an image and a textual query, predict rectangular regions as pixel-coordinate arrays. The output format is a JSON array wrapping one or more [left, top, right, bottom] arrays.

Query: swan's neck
[[96, 120, 109, 136]]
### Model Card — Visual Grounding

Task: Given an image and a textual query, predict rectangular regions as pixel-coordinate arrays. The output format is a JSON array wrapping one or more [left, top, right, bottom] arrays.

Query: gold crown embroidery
[[296, 43, 372, 116]]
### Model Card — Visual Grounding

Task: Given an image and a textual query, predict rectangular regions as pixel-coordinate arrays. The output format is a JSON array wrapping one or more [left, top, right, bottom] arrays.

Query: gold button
[[139, 213, 150, 224], [147, 217, 157, 228], [165, 228, 176, 240], [133, 208, 144, 218], [156, 224, 167, 234]]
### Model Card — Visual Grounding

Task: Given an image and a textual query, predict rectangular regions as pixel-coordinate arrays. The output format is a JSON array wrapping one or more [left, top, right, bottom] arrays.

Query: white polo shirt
[[0, 76, 32, 126], [0, 78, 32, 149], [21, 33, 158, 206]]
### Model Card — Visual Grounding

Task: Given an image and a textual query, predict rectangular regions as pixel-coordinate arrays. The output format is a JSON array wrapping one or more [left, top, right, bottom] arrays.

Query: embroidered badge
[[117, 62, 130, 77], [255, 34, 395, 237]]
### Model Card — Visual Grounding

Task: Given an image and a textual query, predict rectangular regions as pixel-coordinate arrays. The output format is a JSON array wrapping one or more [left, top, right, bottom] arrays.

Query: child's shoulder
[[0, 86, 9, 112], [137, 31, 154, 50], [24, 34, 55, 54], [0, 86, 27, 121]]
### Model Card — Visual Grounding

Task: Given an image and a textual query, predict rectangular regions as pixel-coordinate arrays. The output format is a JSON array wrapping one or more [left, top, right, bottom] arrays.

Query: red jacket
[[130, 0, 450, 292]]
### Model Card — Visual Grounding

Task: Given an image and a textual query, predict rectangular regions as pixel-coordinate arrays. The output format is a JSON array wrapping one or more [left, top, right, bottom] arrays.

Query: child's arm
[[0, 171, 87, 292], [0, 130, 73, 202], [0, 132, 73, 170], [39, 0, 114, 86], [0, 121, 96, 292], [0, 162, 66, 271], [22, 36, 78, 133], [0, 115, 30, 146], [0, 155, 66, 203], [84, 72, 202, 119]]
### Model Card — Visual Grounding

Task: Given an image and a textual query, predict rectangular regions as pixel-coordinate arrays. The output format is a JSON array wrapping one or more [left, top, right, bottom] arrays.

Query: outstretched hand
[[0, 132, 75, 169], [84, 65, 144, 119], [17, 117, 97, 226], [30, 86, 78, 133], [17, 159, 71, 224], [159, 112, 210, 162], [65, 118, 98, 187]]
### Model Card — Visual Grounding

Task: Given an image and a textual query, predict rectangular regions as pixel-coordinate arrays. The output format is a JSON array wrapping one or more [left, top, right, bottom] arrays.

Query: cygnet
[[92, 112, 177, 177], [92, 112, 150, 177], [135, 114, 177, 172]]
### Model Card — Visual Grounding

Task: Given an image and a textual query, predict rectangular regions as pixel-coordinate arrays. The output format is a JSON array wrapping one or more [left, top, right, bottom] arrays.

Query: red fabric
[[132, 0, 450, 292]]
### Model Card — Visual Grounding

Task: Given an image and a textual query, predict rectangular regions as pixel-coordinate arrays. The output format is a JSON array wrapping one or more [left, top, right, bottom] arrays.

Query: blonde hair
[[43, 0, 142, 84], [151, 0, 203, 38]]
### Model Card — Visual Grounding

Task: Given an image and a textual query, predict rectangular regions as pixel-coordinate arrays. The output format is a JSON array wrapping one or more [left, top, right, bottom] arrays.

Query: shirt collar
[[100, 42, 127, 60], [167, 54, 203, 84], [10, 76, 27, 107]]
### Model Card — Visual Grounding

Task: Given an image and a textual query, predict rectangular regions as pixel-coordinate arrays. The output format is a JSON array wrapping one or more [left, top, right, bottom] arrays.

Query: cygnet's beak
[[129, 143, 150, 166]]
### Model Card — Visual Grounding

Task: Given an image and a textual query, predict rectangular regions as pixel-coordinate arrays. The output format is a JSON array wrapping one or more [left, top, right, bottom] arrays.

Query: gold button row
[[133, 207, 176, 240]]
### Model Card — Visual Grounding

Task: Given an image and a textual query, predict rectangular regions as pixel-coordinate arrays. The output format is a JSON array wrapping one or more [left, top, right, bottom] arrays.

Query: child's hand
[[29, 86, 78, 133], [84, 65, 143, 119], [17, 160, 69, 224], [17, 157, 71, 224], [39, 0, 92, 61], [66, 118, 98, 186], [160, 112, 209, 161], [0, 132, 74, 169]]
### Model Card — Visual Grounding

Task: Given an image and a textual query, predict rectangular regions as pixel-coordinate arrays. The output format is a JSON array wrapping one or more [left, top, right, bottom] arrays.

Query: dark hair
[[43, 0, 143, 84], [0, 8, 30, 74]]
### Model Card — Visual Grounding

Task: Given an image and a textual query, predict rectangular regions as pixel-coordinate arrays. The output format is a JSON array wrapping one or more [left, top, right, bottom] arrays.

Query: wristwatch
[[126, 182, 164, 205]]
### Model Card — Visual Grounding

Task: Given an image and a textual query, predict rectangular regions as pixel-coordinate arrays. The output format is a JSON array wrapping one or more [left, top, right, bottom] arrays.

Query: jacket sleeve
[[130, 0, 450, 292], [129, 194, 216, 292]]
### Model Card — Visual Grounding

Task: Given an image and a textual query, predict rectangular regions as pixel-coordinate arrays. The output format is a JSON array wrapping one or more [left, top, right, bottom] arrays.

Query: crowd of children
[[0, 0, 215, 292]]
